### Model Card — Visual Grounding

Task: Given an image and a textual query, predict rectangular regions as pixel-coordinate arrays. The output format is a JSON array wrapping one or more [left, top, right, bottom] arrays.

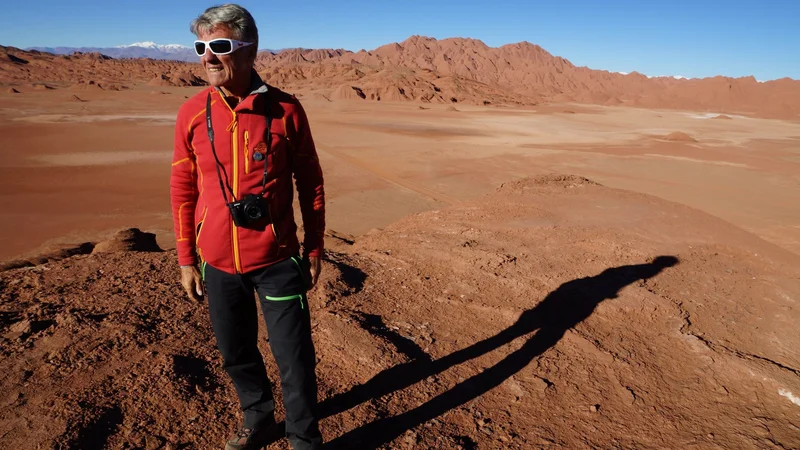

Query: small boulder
[[92, 228, 162, 253], [10, 320, 32, 334], [663, 131, 697, 142]]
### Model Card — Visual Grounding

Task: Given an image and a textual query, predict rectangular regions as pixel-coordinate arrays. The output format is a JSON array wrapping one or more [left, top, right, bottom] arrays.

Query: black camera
[[228, 194, 270, 228]]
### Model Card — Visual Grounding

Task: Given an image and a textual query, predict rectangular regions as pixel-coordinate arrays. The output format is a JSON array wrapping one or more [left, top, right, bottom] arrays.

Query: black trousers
[[204, 255, 322, 449]]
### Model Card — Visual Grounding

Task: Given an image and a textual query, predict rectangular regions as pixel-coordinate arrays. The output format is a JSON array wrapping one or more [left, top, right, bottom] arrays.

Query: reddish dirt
[[1, 175, 799, 449]]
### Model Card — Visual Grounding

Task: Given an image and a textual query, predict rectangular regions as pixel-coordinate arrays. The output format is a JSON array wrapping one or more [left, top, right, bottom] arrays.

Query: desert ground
[[2, 85, 800, 261], [1, 40, 800, 449]]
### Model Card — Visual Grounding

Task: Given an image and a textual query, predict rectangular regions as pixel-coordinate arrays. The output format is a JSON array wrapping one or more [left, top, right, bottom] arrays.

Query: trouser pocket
[[251, 255, 309, 308], [290, 255, 311, 292], [263, 292, 306, 309]]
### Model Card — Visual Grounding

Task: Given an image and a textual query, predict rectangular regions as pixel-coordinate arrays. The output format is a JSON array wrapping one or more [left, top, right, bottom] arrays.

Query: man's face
[[197, 26, 255, 90]]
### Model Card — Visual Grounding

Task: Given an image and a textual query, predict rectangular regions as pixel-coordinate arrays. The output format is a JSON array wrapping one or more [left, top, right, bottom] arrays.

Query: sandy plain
[[1, 86, 799, 260]]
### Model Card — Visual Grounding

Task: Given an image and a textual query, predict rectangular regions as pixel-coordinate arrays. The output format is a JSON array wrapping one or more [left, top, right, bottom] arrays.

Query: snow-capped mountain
[[27, 42, 199, 62], [616, 71, 692, 80], [117, 42, 189, 52]]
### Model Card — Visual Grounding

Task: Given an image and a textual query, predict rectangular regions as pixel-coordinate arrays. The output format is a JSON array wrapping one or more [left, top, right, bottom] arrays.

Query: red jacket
[[170, 80, 325, 274]]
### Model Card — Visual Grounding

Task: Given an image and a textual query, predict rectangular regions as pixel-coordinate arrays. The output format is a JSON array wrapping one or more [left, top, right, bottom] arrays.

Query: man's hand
[[307, 256, 322, 289], [181, 265, 204, 301]]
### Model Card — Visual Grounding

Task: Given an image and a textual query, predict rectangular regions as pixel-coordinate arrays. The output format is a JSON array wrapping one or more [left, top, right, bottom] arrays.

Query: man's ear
[[247, 44, 258, 63]]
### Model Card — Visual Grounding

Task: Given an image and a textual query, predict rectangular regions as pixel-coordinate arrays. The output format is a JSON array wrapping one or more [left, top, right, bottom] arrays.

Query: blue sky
[[1, 0, 798, 80]]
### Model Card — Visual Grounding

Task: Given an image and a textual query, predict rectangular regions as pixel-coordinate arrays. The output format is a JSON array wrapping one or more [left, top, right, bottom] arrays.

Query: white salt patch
[[685, 112, 748, 120], [779, 389, 800, 406], [642, 154, 747, 168]]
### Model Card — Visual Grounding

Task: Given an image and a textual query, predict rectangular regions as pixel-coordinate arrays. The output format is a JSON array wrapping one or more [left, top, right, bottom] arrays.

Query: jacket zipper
[[271, 221, 281, 253], [196, 206, 207, 263], [216, 92, 244, 274], [231, 114, 242, 273], [195, 206, 208, 245], [270, 198, 281, 255], [244, 130, 250, 174], [269, 130, 281, 255]]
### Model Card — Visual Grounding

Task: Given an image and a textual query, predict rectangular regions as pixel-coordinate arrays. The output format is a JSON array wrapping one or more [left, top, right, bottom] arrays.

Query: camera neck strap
[[206, 93, 236, 203], [205, 92, 272, 204]]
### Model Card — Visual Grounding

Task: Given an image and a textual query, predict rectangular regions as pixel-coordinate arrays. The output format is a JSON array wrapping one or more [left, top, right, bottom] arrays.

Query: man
[[170, 4, 325, 449]]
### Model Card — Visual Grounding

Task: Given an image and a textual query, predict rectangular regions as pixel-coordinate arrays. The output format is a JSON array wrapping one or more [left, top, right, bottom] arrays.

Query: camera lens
[[245, 204, 262, 220]]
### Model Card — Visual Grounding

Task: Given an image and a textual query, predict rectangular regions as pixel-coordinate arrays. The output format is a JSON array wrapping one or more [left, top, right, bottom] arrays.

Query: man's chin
[[206, 73, 226, 87]]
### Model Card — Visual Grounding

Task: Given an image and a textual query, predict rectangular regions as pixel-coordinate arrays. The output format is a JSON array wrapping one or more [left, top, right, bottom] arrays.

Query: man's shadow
[[320, 255, 679, 449]]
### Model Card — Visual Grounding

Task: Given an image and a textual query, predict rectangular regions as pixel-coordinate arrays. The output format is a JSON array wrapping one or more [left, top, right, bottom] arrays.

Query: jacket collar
[[245, 69, 268, 95], [212, 69, 268, 111]]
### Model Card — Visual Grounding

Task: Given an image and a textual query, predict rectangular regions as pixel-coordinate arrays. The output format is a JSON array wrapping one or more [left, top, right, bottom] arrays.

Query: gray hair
[[190, 4, 258, 47]]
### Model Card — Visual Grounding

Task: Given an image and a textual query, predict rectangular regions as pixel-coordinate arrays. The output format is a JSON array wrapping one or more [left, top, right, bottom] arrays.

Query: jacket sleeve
[[170, 106, 199, 266], [289, 98, 326, 258]]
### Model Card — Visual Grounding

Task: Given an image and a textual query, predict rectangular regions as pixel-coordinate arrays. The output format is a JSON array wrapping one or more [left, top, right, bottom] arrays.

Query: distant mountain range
[[26, 42, 197, 61], [25, 42, 278, 62], [4, 36, 798, 119]]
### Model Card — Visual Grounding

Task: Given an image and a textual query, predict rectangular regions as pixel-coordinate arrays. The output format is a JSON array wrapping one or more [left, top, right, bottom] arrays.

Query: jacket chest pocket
[[248, 133, 289, 178]]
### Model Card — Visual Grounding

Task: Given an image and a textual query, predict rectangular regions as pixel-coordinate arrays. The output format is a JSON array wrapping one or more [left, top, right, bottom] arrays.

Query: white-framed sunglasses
[[194, 38, 254, 56]]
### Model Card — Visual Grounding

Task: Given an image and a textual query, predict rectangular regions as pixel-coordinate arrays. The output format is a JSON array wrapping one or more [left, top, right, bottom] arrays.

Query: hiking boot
[[225, 424, 278, 450]]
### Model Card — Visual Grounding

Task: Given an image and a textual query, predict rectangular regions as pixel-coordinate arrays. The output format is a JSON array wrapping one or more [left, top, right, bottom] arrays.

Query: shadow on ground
[[320, 255, 679, 449]]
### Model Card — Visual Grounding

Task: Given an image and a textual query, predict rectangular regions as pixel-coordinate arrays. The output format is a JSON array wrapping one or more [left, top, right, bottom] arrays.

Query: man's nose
[[200, 49, 219, 64]]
